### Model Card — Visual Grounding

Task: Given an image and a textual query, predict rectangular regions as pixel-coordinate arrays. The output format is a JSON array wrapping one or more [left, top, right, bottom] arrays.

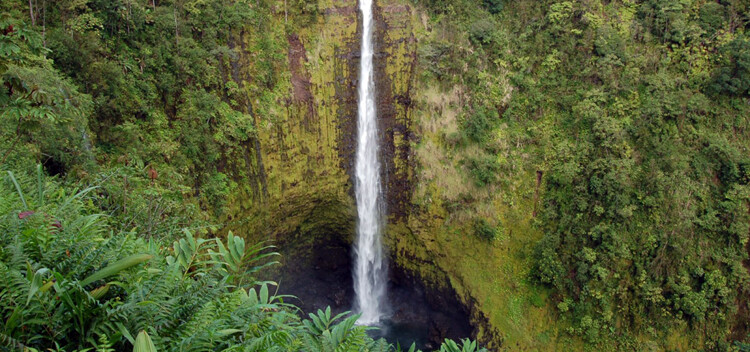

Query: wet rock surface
[[384, 267, 473, 350], [272, 235, 355, 314]]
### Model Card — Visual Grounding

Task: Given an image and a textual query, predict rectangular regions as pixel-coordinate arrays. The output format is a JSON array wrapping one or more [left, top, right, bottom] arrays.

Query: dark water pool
[[264, 234, 474, 351], [367, 318, 430, 350]]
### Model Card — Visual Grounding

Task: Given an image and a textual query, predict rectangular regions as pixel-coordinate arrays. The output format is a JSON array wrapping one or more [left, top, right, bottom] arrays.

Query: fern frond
[[0, 331, 28, 350], [6, 171, 28, 210]]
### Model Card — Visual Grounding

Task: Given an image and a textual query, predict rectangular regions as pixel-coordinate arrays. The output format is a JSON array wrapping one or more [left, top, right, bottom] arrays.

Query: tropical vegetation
[[1, 0, 750, 350]]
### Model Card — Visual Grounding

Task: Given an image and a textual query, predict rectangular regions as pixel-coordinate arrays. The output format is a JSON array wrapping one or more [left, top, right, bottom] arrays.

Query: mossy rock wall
[[226, 0, 362, 242], [223, 0, 538, 349], [224, 0, 421, 258]]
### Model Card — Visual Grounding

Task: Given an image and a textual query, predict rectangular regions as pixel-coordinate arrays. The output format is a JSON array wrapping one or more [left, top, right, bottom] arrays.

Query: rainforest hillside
[[1, 0, 750, 350]]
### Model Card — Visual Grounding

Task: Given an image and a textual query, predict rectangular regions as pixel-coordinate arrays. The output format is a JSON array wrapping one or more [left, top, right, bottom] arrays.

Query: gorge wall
[[225, 0, 546, 349]]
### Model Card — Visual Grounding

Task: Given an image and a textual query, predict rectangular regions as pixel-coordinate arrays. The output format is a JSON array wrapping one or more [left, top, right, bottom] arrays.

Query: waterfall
[[353, 0, 386, 325]]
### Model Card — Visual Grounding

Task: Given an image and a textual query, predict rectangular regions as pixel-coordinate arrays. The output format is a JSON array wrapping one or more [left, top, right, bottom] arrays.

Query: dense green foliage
[[0, 1, 488, 350], [0, 168, 485, 351], [2, 0, 750, 349], [0, 15, 92, 172], [416, 0, 750, 348], [1, 0, 290, 220]]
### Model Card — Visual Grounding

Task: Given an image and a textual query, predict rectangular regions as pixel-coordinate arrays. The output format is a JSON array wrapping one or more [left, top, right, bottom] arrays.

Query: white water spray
[[353, 0, 386, 325]]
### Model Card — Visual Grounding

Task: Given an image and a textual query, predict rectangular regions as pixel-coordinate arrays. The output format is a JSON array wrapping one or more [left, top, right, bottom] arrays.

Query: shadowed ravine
[[268, 233, 473, 350]]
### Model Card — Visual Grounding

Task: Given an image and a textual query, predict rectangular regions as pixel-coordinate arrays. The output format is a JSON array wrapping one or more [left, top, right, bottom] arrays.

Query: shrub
[[469, 19, 496, 46], [483, 0, 504, 14], [712, 36, 750, 97], [639, 0, 695, 44], [594, 24, 625, 59], [473, 218, 497, 241], [465, 154, 500, 187], [418, 39, 456, 80], [461, 108, 499, 144], [698, 2, 725, 35]]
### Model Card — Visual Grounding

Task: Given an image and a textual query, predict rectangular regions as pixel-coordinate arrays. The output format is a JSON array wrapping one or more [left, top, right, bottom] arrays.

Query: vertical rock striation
[[226, 0, 504, 348]]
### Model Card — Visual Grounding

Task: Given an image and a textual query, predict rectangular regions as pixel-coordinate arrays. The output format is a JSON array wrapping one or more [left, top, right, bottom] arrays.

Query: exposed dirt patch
[[533, 170, 543, 217], [730, 218, 750, 342], [287, 34, 314, 105], [324, 6, 357, 16], [382, 4, 409, 13]]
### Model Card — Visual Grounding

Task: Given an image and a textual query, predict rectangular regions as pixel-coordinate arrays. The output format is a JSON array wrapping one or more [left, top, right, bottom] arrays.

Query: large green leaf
[[80, 254, 152, 286], [26, 267, 50, 305], [133, 331, 157, 352], [6, 171, 27, 209]]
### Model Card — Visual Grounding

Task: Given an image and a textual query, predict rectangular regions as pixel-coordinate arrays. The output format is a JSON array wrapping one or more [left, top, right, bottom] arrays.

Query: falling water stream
[[353, 0, 386, 326]]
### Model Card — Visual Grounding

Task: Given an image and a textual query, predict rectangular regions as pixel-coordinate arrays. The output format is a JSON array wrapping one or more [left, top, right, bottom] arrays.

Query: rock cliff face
[[225, 0, 517, 349], [229, 0, 420, 238], [229, 0, 362, 247]]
